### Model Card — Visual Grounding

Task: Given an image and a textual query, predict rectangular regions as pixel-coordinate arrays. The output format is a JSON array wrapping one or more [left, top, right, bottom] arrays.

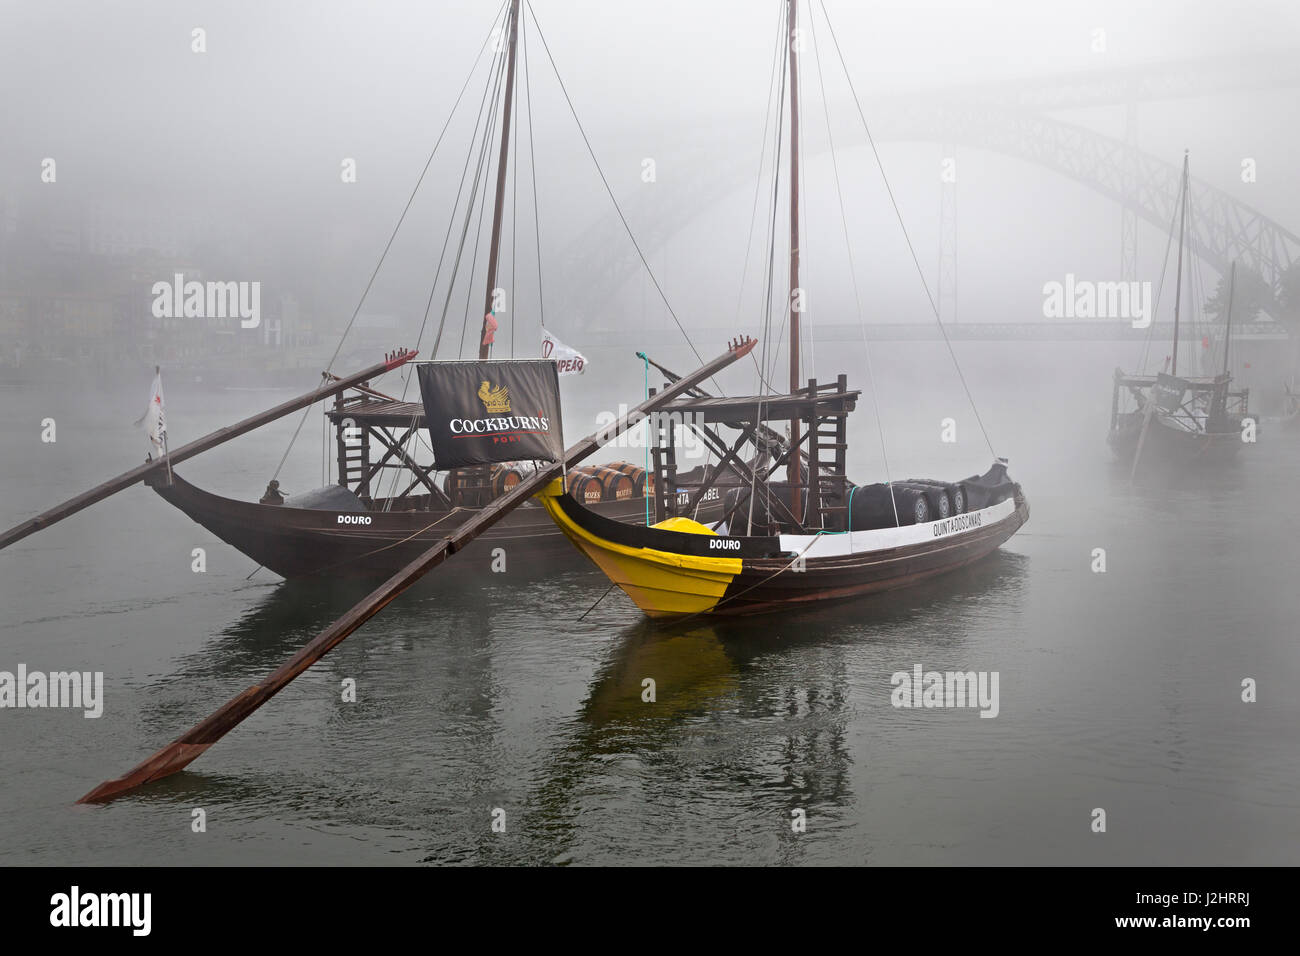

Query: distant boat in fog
[[1109, 153, 1253, 472]]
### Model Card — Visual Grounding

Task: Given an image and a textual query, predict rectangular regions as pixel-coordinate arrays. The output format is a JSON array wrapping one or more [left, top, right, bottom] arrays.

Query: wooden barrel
[[567, 466, 606, 504], [594, 466, 635, 501], [490, 463, 525, 498], [603, 460, 648, 496]]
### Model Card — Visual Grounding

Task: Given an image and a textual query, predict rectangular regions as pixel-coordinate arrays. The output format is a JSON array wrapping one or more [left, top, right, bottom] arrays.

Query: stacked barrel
[[602, 460, 653, 497], [445, 461, 654, 507], [566, 464, 638, 503]]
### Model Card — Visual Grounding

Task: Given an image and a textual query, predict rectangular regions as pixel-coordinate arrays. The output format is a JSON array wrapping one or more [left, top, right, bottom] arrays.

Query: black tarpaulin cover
[[284, 484, 367, 512], [416, 360, 564, 470], [956, 460, 1017, 511], [846, 461, 1016, 530]]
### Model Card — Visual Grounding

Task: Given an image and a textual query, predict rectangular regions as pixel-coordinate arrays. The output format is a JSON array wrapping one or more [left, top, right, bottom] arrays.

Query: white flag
[[134, 367, 167, 457], [541, 327, 587, 376]]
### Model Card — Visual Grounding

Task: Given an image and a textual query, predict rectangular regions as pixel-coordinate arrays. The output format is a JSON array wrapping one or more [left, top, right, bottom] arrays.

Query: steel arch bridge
[[551, 54, 1300, 334]]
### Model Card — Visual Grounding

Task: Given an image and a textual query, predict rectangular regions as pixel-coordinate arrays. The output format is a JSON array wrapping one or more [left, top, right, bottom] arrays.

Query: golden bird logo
[[477, 380, 511, 414]]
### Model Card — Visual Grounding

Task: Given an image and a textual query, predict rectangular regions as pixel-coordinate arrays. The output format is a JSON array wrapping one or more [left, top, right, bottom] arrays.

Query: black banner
[[416, 360, 563, 469], [1153, 372, 1191, 413]]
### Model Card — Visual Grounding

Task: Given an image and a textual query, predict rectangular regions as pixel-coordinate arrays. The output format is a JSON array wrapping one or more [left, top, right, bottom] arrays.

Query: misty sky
[[2, 0, 1298, 351]]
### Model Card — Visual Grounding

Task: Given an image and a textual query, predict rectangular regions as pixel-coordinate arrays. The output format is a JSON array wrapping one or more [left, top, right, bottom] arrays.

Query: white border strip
[[778, 497, 1016, 559]]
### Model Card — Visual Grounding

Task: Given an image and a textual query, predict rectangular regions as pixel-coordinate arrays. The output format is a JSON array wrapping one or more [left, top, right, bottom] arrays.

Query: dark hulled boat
[[1108, 372, 1248, 468], [148, 458, 724, 579], [537, 461, 1027, 618], [534, 0, 1029, 618]]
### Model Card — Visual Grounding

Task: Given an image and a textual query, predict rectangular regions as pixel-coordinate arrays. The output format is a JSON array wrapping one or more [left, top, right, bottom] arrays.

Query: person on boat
[[259, 480, 285, 505]]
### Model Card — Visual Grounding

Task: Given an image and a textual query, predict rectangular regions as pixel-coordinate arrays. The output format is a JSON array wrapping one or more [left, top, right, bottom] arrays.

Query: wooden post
[[1171, 151, 1189, 376], [477, 0, 521, 360]]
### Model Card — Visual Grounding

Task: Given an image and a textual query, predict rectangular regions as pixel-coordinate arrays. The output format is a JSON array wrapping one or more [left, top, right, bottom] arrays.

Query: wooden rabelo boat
[[536, 436, 1027, 619], [1109, 154, 1251, 471], [533, 0, 1029, 619]]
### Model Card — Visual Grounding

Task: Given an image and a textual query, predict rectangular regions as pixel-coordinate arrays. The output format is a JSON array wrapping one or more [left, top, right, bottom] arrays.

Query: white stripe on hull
[[778, 497, 1017, 559]]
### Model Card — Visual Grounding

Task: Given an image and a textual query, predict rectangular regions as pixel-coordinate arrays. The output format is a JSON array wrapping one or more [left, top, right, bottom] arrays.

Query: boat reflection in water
[[128, 548, 1025, 861], [511, 549, 1029, 864]]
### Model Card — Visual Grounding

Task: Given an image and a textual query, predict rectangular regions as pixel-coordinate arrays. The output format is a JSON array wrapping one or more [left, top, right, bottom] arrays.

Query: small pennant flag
[[133, 367, 167, 457]]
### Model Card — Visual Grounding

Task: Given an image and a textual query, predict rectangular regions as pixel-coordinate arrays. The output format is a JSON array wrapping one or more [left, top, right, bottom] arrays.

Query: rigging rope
[[808, 5, 898, 525], [733, 0, 788, 333], [817, 0, 997, 461], [522, 10, 547, 334], [455, 96, 502, 359], [524, 0, 717, 388], [1137, 178, 1183, 377], [751, 9, 789, 533], [511, 42, 520, 360], [268, 0, 507, 484], [381, 11, 512, 507]]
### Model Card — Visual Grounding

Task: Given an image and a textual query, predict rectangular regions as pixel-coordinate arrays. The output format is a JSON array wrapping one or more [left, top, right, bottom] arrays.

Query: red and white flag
[[541, 327, 587, 376], [134, 367, 167, 457]]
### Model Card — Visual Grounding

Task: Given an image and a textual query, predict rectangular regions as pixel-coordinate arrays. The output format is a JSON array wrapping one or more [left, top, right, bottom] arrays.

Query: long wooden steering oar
[[78, 337, 754, 803]]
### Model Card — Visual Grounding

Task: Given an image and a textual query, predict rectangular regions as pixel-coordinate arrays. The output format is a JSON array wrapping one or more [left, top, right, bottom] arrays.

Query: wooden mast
[[1222, 260, 1236, 379], [786, 0, 803, 525], [478, 0, 521, 361], [1171, 151, 1189, 376]]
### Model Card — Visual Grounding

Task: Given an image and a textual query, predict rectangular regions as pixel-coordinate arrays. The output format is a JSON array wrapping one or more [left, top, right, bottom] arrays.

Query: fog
[[1, 0, 1298, 380], [5, 2, 1300, 870]]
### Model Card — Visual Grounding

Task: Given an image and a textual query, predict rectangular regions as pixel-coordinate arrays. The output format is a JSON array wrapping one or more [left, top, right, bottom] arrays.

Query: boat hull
[[149, 471, 719, 579], [537, 478, 1029, 619], [1109, 411, 1244, 468]]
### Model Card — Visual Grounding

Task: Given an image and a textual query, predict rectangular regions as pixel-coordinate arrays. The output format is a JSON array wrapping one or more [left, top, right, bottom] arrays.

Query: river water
[[1, 336, 1296, 865]]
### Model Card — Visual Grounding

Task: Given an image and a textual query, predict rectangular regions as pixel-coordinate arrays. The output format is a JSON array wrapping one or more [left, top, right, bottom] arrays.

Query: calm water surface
[[1, 339, 1296, 865]]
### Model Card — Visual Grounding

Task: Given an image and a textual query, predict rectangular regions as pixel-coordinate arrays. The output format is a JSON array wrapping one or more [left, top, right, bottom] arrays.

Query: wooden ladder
[[806, 374, 850, 529]]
